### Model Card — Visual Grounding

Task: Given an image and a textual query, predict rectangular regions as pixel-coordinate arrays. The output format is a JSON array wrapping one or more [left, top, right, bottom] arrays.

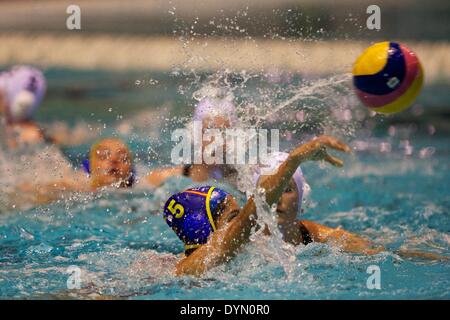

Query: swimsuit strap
[[182, 164, 224, 180], [298, 222, 313, 245], [182, 164, 192, 177]]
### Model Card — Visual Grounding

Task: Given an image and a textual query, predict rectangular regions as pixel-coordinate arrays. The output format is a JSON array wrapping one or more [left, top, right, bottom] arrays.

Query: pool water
[[0, 69, 449, 299]]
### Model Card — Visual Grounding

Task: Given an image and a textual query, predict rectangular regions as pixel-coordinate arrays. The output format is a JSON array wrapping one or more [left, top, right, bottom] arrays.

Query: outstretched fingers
[[317, 136, 351, 153], [324, 153, 344, 167]]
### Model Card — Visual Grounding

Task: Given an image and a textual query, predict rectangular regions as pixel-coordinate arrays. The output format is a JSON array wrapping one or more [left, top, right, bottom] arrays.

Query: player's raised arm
[[259, 135, 350, 206]]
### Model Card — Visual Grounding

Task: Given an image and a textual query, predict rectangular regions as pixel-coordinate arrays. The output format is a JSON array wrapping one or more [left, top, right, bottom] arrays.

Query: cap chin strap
[[185, 243, 202, 250]]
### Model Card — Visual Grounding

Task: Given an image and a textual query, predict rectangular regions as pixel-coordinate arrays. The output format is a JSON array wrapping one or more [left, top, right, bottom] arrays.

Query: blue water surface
[[0, 69, 449, 299], [0, 133, 448, 299]]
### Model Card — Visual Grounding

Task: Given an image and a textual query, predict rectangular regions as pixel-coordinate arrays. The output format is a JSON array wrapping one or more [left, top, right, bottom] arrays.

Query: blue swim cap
[[163, 186, 229, 252]]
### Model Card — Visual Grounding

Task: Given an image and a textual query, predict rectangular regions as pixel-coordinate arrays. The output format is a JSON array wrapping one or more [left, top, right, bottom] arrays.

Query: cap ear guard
[[82, 157, 91, 174], [208, 188, 229, 220], [175, 210, 213, 246]]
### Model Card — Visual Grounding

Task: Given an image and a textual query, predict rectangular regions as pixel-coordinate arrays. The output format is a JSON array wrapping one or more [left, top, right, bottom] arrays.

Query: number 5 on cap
[[167, 199, 185, 218]]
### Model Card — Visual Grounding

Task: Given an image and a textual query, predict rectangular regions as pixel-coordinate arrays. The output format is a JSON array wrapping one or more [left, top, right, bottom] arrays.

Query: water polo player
[[146, 96, 239, 187], [0, 66, 48, 149], [57, 137, 137, 191], [85, 138, 136, 189], [13, 138, 140, 206], [163, 135, 387, 276]]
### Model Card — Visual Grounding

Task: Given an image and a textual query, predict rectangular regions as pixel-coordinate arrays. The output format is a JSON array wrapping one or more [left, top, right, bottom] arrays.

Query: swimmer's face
[[202, 115, 231, 131], [276, 179, 299, 223], [90, 139, 132, 187], [202, 115, 232, 164]]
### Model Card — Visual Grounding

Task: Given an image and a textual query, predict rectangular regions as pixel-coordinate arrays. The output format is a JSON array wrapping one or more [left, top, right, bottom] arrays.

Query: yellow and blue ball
[[352, 42, 424, 114]]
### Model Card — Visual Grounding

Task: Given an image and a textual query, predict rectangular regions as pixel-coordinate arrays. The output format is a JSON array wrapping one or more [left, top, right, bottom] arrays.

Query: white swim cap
[[253, 151, 310, 215], [0, 66, 46, 123], [193, 97, 238, 125]]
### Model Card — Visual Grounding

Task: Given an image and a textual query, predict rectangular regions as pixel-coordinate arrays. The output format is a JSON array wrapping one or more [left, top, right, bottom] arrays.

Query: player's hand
[[295, 135, 351, 167]]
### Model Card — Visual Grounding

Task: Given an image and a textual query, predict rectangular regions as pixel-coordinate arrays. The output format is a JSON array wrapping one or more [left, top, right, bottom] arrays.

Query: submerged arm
[[394, 248, 449, 261], [301, 220, 384, 255], [301, 220, 449, 261], [15, 175, 90, 205]]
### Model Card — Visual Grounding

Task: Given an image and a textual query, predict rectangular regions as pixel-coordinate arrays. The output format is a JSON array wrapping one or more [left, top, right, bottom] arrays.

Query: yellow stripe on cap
[[185, 244, 202, 250], [352, 41, 390, 76], [205, 186, 217, 232]]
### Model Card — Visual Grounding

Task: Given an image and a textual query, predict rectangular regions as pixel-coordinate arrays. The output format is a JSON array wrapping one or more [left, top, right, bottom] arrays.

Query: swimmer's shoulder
[[6, 122, 45, 149]]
